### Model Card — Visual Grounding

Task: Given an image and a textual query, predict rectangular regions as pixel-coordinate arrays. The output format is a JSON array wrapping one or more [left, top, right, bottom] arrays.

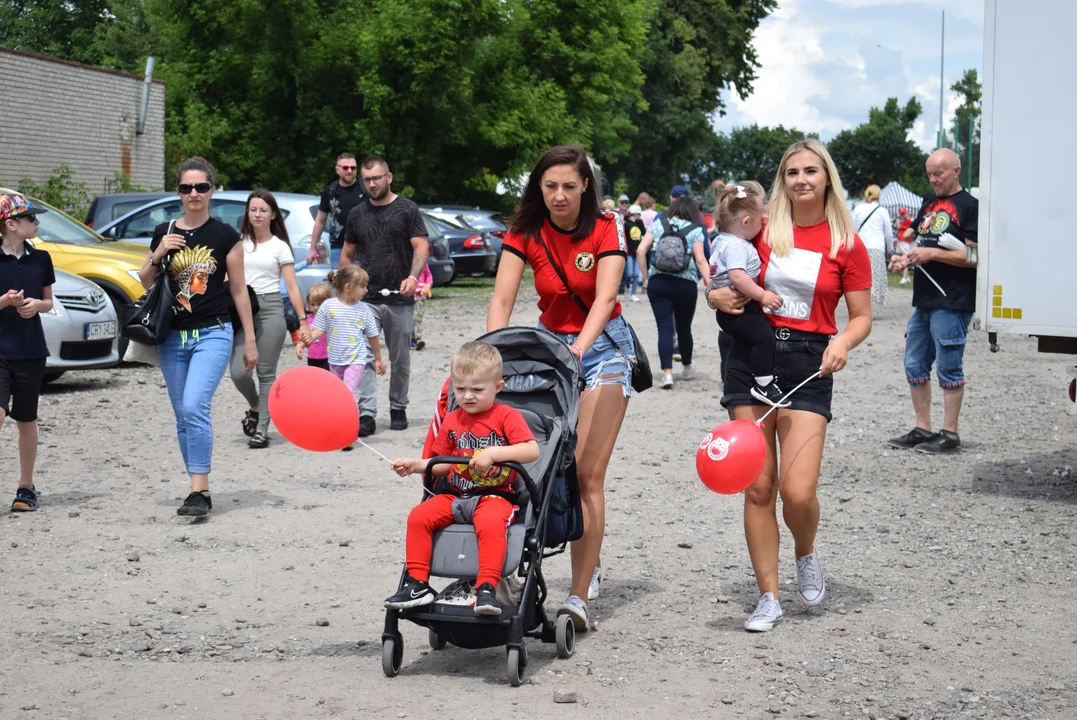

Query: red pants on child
[[406, 494, 517, 588]]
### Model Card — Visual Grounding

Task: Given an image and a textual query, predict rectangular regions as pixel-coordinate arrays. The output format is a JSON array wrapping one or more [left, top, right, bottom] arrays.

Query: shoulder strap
[[857, 205, 881, 232], [534, 236, 624, 353]]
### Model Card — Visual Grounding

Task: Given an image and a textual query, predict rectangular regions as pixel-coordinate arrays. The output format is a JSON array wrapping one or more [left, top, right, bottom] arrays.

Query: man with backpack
[[636, 194, 711, 389], [306, 153, 366, 264]]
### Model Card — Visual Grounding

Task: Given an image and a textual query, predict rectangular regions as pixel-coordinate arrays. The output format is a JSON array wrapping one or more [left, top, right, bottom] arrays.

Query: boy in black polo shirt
[[0, 193, 55, 512]]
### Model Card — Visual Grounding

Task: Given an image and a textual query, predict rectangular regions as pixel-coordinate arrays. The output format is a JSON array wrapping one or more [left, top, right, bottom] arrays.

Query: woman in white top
[[850, 184, 893, 305], [230, 189, 310, 448]]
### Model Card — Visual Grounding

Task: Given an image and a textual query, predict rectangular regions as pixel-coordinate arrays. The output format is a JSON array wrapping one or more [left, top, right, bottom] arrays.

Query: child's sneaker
[[474, 583, 502, 616], [750, 380, 791, 408], [384, 575, 438, 609], [414, 339, 425, 351]]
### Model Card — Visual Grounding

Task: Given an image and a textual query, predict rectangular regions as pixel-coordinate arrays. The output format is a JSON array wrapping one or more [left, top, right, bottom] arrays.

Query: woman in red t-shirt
[[488, 145, 631, 631], [709, 138, 873, 632]]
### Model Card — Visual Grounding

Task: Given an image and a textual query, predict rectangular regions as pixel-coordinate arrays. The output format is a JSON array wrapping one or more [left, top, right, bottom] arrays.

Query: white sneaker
[[587, 566, 603, 600], [796, 551, 826, 606], [744, 592, 783, 632], [631, 294, 639, 302], [659, 374, 673, 389], [496, 574, 525, 606], [558, 595, 589, 631], [681, 365, 695, 380], [899, 277, 910, 285]]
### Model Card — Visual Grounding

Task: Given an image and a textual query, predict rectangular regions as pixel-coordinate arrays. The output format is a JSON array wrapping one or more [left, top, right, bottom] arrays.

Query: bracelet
[[408, 275, 417, 282], [569, 343, 583, 360], [149, 257, 160, 267]]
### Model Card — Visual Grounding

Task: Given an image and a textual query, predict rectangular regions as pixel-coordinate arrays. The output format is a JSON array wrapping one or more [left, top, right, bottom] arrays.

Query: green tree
[[827, 97, 930, 198], [686, 124, 811, 193], [951, 68, 981, 187], [0, 0, 109, 63], [605, 0, 776, 199], [18, 164, 93, 219]]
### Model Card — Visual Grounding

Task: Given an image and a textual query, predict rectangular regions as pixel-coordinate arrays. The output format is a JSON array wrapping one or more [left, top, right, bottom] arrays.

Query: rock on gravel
[[553, 691, 578, 704]]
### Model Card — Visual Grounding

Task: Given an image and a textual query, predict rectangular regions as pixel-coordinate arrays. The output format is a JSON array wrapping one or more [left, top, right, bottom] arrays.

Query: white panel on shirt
[[764, 248, 823, 322]]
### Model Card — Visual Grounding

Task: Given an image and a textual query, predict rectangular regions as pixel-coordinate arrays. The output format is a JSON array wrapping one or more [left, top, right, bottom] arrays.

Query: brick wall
[[0, 47, 165, 196]]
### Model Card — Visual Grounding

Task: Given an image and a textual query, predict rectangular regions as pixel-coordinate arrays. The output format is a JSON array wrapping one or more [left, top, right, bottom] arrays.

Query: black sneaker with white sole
[[384, 575, 437, 609], [750, 380, 790, 408], [474, 583, 502, 616]]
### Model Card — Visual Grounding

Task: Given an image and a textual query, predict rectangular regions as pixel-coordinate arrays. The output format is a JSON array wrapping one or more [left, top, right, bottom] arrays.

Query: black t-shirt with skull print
[[150, 218, 240, 330]]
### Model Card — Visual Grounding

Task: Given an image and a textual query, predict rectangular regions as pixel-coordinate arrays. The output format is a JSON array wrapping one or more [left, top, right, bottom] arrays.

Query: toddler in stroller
[[387, 341, 540, 615], [380, 327, 585, 685]]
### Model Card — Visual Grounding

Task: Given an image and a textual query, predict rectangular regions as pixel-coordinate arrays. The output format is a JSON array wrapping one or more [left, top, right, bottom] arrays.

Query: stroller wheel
[[428, 628, 447, 650], [381, 635, 403, 677], [555, 614, 576, 659], [506, 646, 527, 686]]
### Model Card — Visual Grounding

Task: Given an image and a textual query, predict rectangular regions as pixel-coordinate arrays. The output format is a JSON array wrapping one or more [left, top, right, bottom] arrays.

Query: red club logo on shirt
[[574, 252, 595, 272]]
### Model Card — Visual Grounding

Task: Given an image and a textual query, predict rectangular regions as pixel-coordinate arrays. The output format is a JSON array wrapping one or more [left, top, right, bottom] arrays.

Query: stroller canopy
[[880, 181, 923, 217]]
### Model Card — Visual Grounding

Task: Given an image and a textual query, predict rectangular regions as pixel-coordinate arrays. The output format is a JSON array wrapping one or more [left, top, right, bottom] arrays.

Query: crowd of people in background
[[1, 136, 977, 635]]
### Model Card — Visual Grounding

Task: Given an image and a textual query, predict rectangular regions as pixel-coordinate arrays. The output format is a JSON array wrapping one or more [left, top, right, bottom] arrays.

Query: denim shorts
[[539, 315, 634, 397], [904, 307, 973, 389], [721, 328, 834, 422]]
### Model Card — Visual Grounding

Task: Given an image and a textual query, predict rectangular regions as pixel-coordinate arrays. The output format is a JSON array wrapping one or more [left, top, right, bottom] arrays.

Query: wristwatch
[[149, 256, 161, 267]]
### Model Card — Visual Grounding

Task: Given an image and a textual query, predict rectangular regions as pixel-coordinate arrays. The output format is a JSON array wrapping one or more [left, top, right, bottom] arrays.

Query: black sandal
[[11, 486, 38, 512], [242, 410, 259, 437], [248, 431, 269, 449]]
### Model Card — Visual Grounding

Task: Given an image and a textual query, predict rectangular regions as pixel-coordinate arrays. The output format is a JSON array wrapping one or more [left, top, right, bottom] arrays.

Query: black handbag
[[226, 283, 260, 328], [122, 222, 176, 345], [536, 238, 653, 393]]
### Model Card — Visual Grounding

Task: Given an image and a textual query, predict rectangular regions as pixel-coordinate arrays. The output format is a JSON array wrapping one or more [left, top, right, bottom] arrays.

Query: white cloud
[[714, 0, 983, 153], [723, 0, 851, 135]]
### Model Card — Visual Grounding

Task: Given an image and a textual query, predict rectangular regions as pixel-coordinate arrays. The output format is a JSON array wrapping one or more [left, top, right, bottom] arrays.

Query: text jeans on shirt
[[158, 323, 234, 475]]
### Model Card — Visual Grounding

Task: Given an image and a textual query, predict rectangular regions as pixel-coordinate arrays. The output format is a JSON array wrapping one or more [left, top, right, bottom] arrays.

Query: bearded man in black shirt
[[339, 156, 428, 435]]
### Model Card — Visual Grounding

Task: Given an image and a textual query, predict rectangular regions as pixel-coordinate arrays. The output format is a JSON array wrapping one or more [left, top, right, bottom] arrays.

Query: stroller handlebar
[[422, 456, 541, 504]]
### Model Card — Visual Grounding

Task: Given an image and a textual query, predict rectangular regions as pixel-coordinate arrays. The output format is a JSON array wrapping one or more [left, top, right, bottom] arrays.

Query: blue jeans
[[621, 256, 641, 294], [903, 308, 973, 389], [539, 315, 635, 397], [158, 323, 234, 474]]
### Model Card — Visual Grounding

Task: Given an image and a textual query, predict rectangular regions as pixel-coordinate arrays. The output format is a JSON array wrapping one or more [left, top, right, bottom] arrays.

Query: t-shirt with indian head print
[[150, 218, 240, 331], [429, 402, 536, 496]]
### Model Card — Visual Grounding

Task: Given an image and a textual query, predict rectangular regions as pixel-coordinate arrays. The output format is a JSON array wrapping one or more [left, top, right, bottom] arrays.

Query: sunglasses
[[178, 182, 213, 195], [338, 165, 357, 171]]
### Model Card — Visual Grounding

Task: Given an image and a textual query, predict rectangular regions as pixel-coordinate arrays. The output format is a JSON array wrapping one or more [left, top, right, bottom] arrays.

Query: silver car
[[95, 191, 333, 300], [42, 270, 119, 383]]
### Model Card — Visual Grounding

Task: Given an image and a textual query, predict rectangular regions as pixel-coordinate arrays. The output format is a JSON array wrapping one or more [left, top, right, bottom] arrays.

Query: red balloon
[[268, 366, 359, 452], [696, 420, 767, 494]]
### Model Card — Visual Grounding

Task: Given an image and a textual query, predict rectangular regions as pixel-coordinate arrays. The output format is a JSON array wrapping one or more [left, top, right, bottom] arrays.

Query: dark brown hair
[[361, 155, 389, 172], [175, 156, 216, 187], [240, 189, 290, 246], [666, 195, 704, 226], [510, 145, 601, 243]]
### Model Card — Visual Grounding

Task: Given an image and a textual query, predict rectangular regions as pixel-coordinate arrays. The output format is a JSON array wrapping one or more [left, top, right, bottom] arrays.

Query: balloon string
[[757, 371, 822, 424], [356, 439, 437, 498]]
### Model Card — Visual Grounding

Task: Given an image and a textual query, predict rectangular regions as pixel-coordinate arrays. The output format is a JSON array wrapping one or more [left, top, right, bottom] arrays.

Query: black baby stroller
[[381, 326, 584, 685]]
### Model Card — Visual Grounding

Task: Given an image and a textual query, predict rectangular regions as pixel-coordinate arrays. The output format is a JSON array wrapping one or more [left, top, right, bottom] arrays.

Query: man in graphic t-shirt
[[339, 156, 429, 436], [306, 152, 366, 264], [887, 148, 978, 454]]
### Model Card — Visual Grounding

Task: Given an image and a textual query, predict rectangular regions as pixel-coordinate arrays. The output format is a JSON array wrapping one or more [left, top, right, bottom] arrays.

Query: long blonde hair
[[766, 138, 855, 259]]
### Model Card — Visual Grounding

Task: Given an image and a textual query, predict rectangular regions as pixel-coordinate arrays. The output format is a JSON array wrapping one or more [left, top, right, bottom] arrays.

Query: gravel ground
[[1, 284, 1075, 720]]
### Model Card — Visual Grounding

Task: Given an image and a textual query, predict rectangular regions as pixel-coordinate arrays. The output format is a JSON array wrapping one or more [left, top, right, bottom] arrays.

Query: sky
[[713, 0, 984, 150]]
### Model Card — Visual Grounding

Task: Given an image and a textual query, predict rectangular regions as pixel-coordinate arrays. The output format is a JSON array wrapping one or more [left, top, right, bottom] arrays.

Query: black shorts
[[0, 358, 47, 422], [720, 328, 834, 421]]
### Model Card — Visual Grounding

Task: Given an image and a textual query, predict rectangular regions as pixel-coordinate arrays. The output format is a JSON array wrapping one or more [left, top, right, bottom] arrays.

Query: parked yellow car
[[1, 189, 149, 355]]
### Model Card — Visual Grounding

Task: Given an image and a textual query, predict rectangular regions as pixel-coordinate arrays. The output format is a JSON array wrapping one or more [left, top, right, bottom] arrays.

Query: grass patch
[[430, 270, 534, 303]]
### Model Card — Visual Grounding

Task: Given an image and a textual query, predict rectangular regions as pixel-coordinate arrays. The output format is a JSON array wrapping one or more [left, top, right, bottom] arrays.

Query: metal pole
[[938, 11, 945, 149], [968, 116, 975, 187], [137, 57, 155, 136]]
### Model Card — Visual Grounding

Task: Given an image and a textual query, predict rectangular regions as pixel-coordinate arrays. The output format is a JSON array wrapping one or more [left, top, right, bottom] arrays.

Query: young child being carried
[[707, 181, 788, 407], [298, 267, 386, 447], [386, 341, 539, 616]]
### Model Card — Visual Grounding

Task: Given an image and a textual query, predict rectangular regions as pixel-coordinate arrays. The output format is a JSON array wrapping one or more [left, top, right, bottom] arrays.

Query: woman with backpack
[[849, 184, 893, 304], [636, 195, 711, 389]]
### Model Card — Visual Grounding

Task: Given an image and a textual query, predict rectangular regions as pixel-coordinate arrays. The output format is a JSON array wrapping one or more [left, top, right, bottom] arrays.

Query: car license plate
[[84, 321, 117, 340]]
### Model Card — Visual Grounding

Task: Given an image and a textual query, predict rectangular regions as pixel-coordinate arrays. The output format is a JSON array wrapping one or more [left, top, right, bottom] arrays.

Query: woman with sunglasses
[[139, 156, 257, 517], [230, 189, 310, 448]]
